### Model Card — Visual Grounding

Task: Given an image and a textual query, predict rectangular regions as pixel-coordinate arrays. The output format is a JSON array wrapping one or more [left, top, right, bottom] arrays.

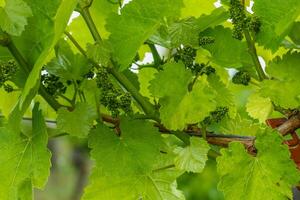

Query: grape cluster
[[41, 73, 67, 97], [174, 46, 197, 68], [96, 67, 132, 116], [174, 47, 215, 76], [199, 36, 215, 46], [229, 0, 261, 40], [203, 107, 229, 125], [0, 60, 18, 93], [232, 71, 251, 85]]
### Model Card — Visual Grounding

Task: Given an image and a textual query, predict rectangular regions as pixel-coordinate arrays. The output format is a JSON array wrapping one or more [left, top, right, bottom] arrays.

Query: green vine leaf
[[254, 0, 300, 50], [57, 103, 97, 138], [46, 40, 91, 80], [83, 118, 185, 199], [246, 93, 273, 123], [174, 137, 209, 173], [200, 26, 252, 68], [149, 62, 216, 130], [169, 7, 229, 47], [106, 0, 183, 70], [217, 130, 300, 200], [0, 0, 32, 36], [0, 103, 51, 199]]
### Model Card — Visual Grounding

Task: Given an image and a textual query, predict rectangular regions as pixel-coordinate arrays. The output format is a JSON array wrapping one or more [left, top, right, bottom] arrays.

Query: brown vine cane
[[266, 118, 300, 169]]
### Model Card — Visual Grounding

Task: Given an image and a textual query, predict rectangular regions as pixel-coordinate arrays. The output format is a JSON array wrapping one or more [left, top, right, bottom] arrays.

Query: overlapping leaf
[[106, 0, 183, 70], [200, 26, 252, 68], [0, 0, 32, 36], [260, 52, 300, 108], [0, 104, 51, 199], [83, 118, 184, 199], [174, 137, 209, 173], [46, 40, 91, 80], [217, 129, 300, 200], [149, 62, 216, 130], [57, 103, 97, 138], [169, 8, 229, 47], [253, 0, 300, 50]]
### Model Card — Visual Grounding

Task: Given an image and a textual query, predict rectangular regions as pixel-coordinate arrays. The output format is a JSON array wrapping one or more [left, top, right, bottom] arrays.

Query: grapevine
[[0, 1, 299, 200]]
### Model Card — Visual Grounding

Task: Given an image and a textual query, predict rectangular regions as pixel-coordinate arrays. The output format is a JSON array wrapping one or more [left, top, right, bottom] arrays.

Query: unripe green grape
[[249, 16, 261, 34], [199, 36, 215, 46], [232, 71, 251, 85], [0, 59, 18, 92], [41, 74, 67, 97], [203, 106, 229, 125], [174, 46, 197, 68], [96, 67, 132, 116]]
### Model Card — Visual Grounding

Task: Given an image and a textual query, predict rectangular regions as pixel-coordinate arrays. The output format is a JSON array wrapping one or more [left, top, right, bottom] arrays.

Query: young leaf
[[200, 26, 252, 68], [169, 7, 229, 47], [174, 137, 209, 173], [57, 103, 97, 138], [0, 103, 51, 199], [46, 40, 91, 81], [83, 118, 185, 199], [217, 130, 300, 200], [0, 0, 32, 36], [253, 0, 300, 50], [181, 0, 216, 18], [246, 93, 273, 123], [106, 0, 183, 70], [149, 62, 216, 130], [86, 41, 111, 67]]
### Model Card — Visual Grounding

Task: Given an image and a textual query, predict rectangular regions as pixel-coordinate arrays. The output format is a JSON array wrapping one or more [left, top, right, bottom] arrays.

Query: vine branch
[[73, 6, 159, 119]]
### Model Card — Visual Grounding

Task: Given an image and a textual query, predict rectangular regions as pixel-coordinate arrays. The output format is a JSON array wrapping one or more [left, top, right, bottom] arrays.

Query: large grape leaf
[[149, 62, 216, 130], [259, 52, 300, 108], [0, 104, 51, 199], [246, 93, 273, 123], [83, 119, 184, 199], [266, 52, 300, 80], [200, 26, 252, 68], [169, 8, 229, 47], [174, 137, 209, 173], [181, 0, 216, 18], [57, 103, 97, 138], [217, 130, 300, 200], [0, 0, 32, 36], [46, 40, 91, 81], [106, 0, 183, 70], [259, 79, 300, 109], [253, 0, 300, 50]]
